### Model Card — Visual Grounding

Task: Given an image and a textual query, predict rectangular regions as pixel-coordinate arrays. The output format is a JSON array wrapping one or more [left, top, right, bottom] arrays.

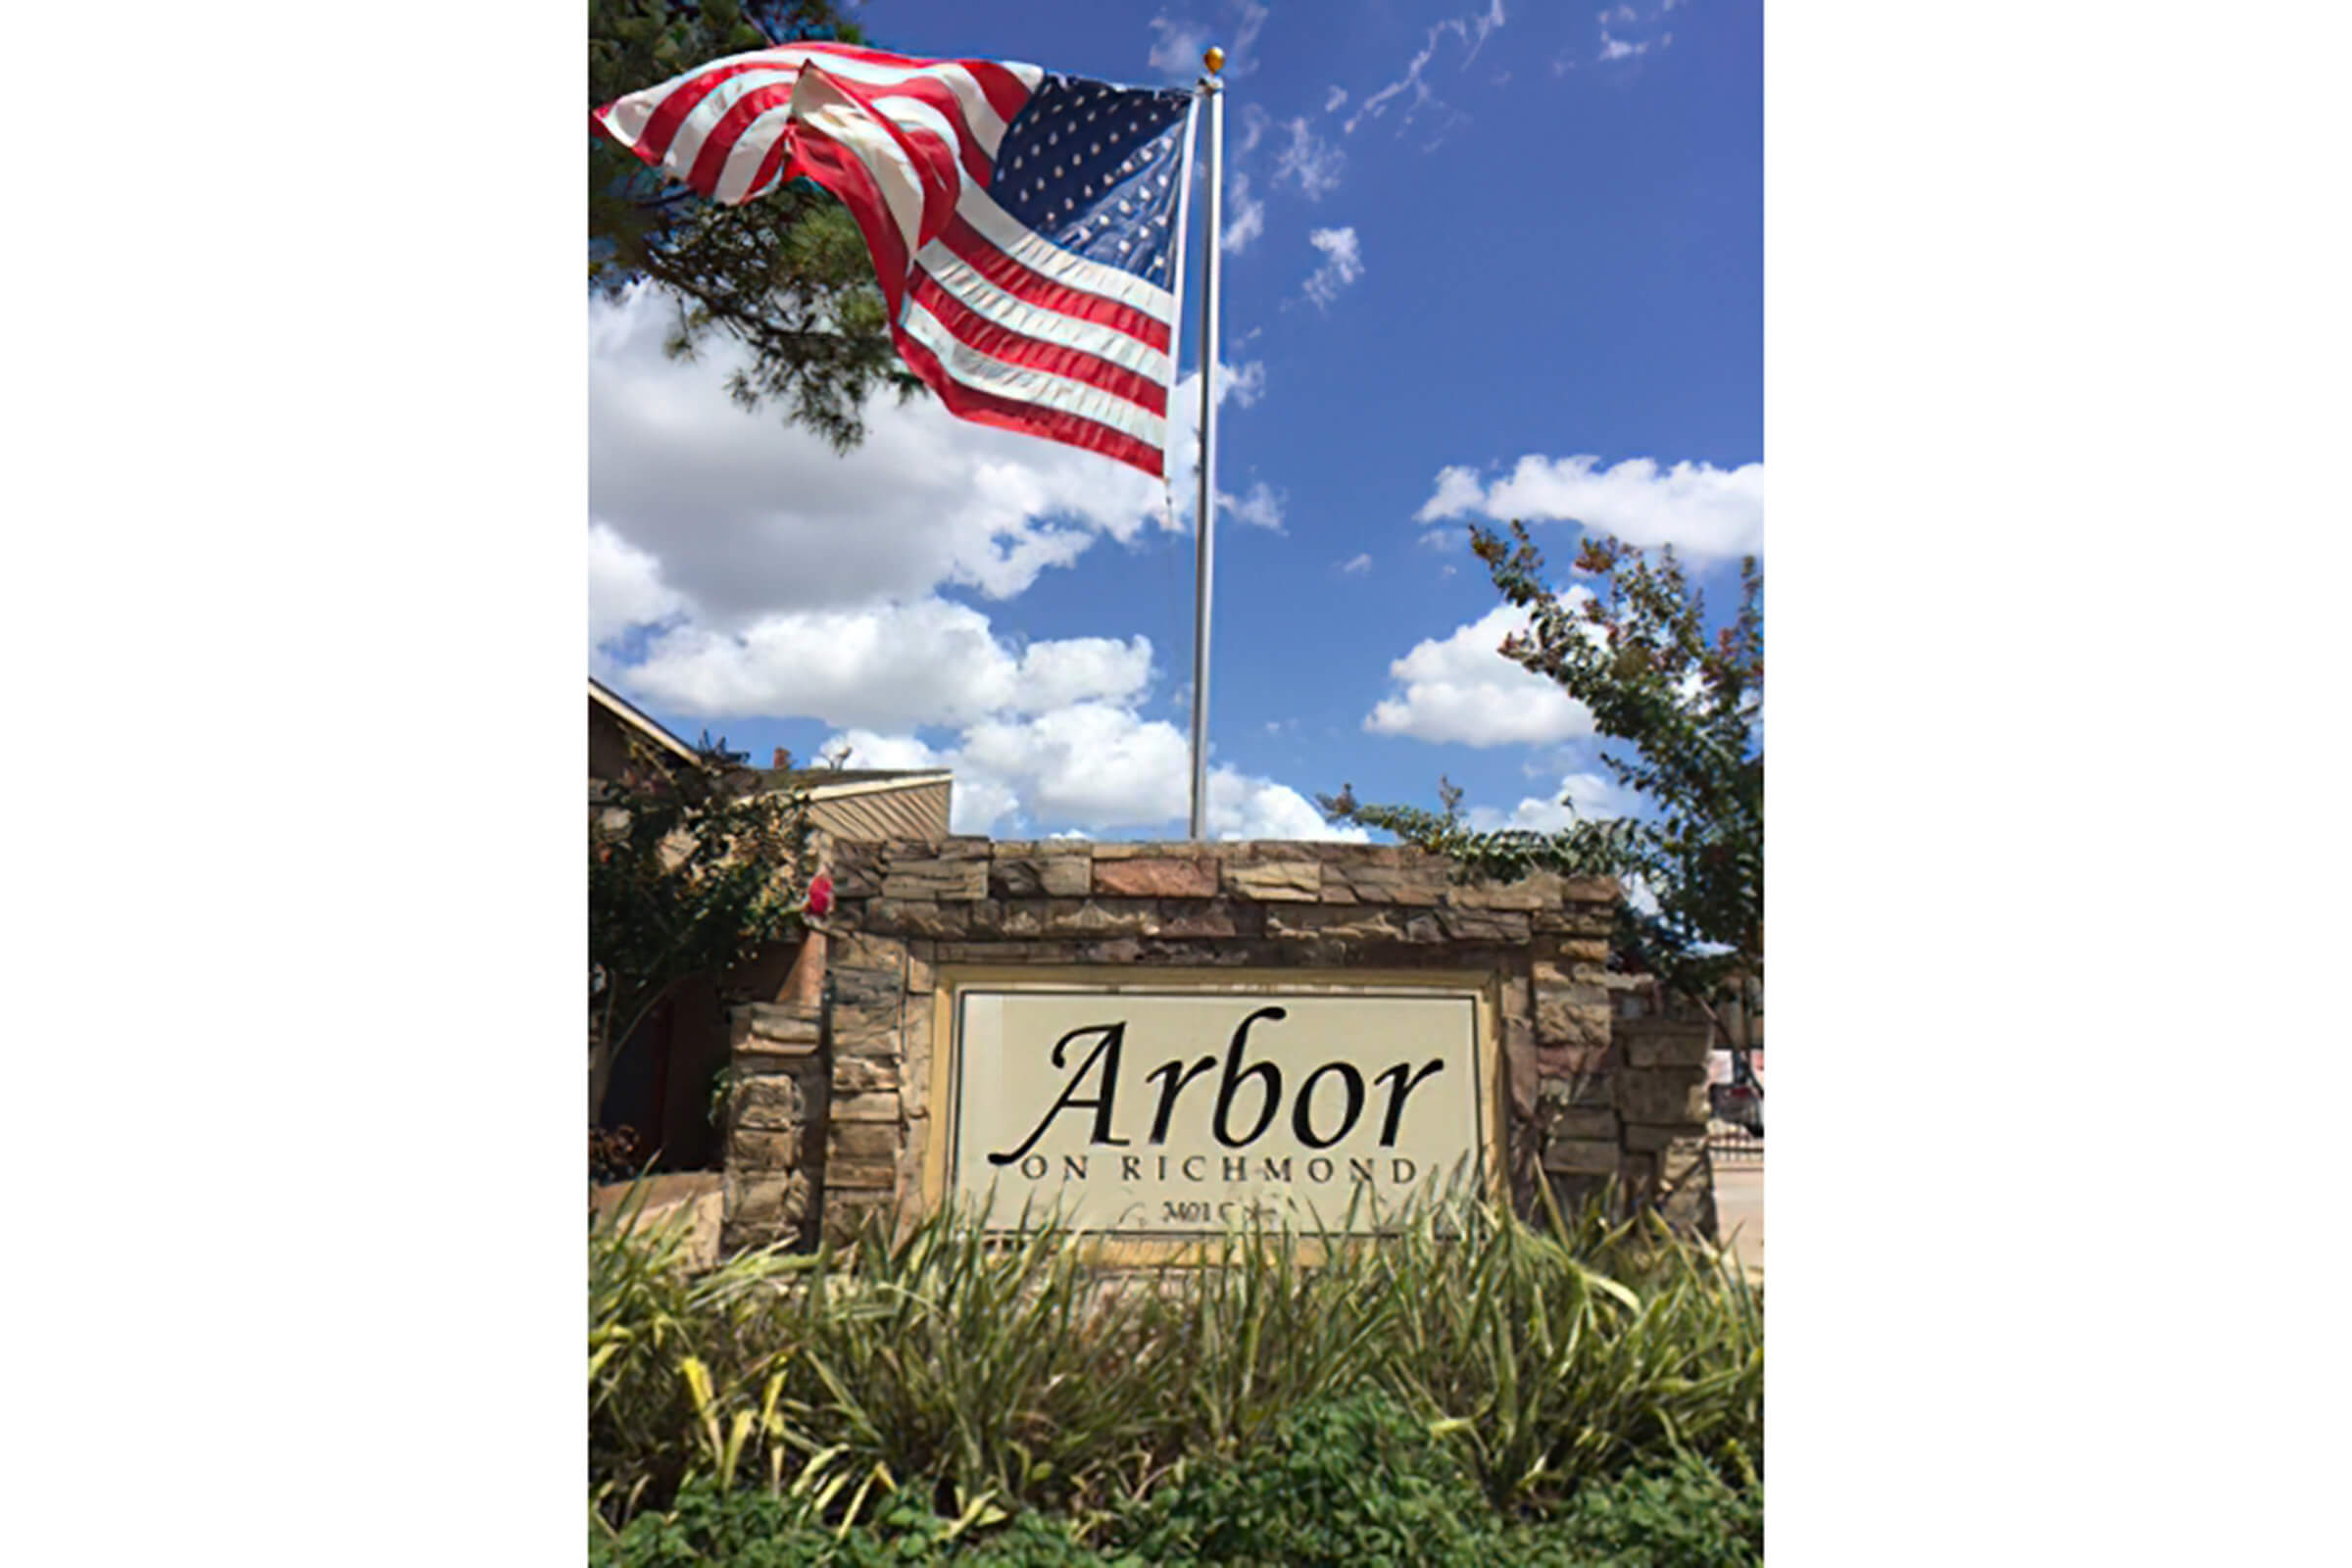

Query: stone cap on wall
[[820, 837, 1618, 955]]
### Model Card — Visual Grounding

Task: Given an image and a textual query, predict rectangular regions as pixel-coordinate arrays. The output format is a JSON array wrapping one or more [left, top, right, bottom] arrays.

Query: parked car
[[1710, 1058, 1764, 1138]]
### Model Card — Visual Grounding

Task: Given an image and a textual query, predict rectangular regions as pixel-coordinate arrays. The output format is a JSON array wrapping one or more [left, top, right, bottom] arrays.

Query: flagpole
[[1188, 45, 1225, 842]]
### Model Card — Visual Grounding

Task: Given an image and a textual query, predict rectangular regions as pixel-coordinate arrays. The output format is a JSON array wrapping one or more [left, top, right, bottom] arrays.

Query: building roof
[[589, 676, 703, 769], [782, 769, 956, 843], [761, 767, 956, 800], [588, 686, 953, 835]]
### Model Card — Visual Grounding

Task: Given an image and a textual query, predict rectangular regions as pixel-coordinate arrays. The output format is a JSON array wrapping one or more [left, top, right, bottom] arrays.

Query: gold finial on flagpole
[[1203, 45, 1225, 74]]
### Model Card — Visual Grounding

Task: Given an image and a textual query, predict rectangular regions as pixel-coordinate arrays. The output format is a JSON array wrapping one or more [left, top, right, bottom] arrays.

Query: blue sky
[[589, 0, 1760, 840]]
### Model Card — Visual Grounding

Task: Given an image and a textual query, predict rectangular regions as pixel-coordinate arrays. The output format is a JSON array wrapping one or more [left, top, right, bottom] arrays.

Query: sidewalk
[[1713, 1158, 1763, 1279], [592, 1170, 723, 1270]]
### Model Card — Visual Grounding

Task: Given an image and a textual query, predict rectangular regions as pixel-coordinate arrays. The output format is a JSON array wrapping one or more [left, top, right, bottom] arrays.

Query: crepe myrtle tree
[[1326, 525, 1762, 1040], [590, 0, 924, 452], [589, 732, 829, 1125]]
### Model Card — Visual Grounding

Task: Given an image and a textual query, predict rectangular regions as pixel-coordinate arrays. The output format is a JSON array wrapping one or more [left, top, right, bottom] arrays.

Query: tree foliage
[[590, 0, 923, 451], [589, 734, 818, 1121], [1327, 525, 1762, 1013]]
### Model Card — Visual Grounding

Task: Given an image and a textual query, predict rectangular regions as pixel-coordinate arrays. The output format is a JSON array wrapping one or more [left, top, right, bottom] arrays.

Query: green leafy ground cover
[[592, 1195, 1761, 1563]]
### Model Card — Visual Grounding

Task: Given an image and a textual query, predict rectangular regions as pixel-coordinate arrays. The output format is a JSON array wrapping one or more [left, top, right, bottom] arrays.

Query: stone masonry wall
[[721, 838, 1718, 1250], [1610, 1016, 1718, 1234], [719, 1000, 825, 1251]]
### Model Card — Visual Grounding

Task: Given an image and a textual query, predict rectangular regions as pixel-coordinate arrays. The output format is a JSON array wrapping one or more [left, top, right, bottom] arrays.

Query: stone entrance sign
[[719, 839, 1720, 1252], [936, 978, 1497, 1237]]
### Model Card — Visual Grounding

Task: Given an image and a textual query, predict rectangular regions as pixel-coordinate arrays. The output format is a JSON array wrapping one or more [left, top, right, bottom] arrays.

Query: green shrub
[[1118, 1388, 1494, 1566], [1115, 1389, 1763, 1567], [1505, 1451, 1764, 1567], [593, 1482, 1112, 1566], [592, 1484, 823, 1568], [597, 1413, 1762, 1567]]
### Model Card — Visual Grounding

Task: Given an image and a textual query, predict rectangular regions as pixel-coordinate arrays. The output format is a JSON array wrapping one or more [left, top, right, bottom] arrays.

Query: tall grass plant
[[590, 1188, 1761, 1546]]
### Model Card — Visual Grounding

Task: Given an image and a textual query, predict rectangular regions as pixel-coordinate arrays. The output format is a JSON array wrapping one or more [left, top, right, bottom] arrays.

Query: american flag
[[594, 43, 1198, 478]]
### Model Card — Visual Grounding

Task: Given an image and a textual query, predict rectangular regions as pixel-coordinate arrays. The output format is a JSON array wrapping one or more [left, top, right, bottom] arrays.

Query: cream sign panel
[[946, 987, 1489, 1236]]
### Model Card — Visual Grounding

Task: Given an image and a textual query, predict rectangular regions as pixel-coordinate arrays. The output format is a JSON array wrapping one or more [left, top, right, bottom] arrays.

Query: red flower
[[805, 873, 833, 917]]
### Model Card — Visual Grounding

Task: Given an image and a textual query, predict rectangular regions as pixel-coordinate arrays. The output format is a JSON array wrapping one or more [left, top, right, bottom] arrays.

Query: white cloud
[[823, 729, 947, 772], [1147, 16, 1205, 76], [1148, 1, 1268, 79], [593, 269, 1329, 842], [1323, 84, 1348, 112], [1340, 552, 1373, 575], [1222, 172, 1266, 253], [591, 281, 1270, 650], [1363, 599, 1598, 747], [1223, 480, 1286, 531], [960, 704, 1192, 826], [619, 597, 1154, 732], [1210, 770, 1370, 841], [1237, 104, 1269, 155], [1418, 466, 1486, 521], [1164, 358, 1269, 521], [1592, 0, 1679, 62], [1302, 226, 1364, 310], [1272, 116, 1347, 199], [820, 707, 1363, 841], [1414, 455, 1764, 560], [1345, 2, 1506, 136], [587, 519, 686, 653], [1348, 32, 1443, 131], [1208, 359, 1267, 409], [1464, 771, 1623, 833], [1467, 0, 1510, 58], [589, 284, 1168, 628], [1018, 637, 1161, 712]]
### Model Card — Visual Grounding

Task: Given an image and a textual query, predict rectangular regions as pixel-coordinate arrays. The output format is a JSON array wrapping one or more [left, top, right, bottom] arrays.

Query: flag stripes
[[594, 43, 1193, 478]]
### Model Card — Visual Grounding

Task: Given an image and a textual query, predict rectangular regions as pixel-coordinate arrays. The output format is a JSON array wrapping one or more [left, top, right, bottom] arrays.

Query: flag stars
[[991, 80, 1187, 282]]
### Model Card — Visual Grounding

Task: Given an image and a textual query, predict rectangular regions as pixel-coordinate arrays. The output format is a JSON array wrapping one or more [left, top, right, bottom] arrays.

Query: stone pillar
[[1614, 1016, 1718, 1238], [720, 1000, 825, 1251], [781, 931, 826, 1006], [1528, 899, 1632, 1221], [820, 928, 926, 1246]]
